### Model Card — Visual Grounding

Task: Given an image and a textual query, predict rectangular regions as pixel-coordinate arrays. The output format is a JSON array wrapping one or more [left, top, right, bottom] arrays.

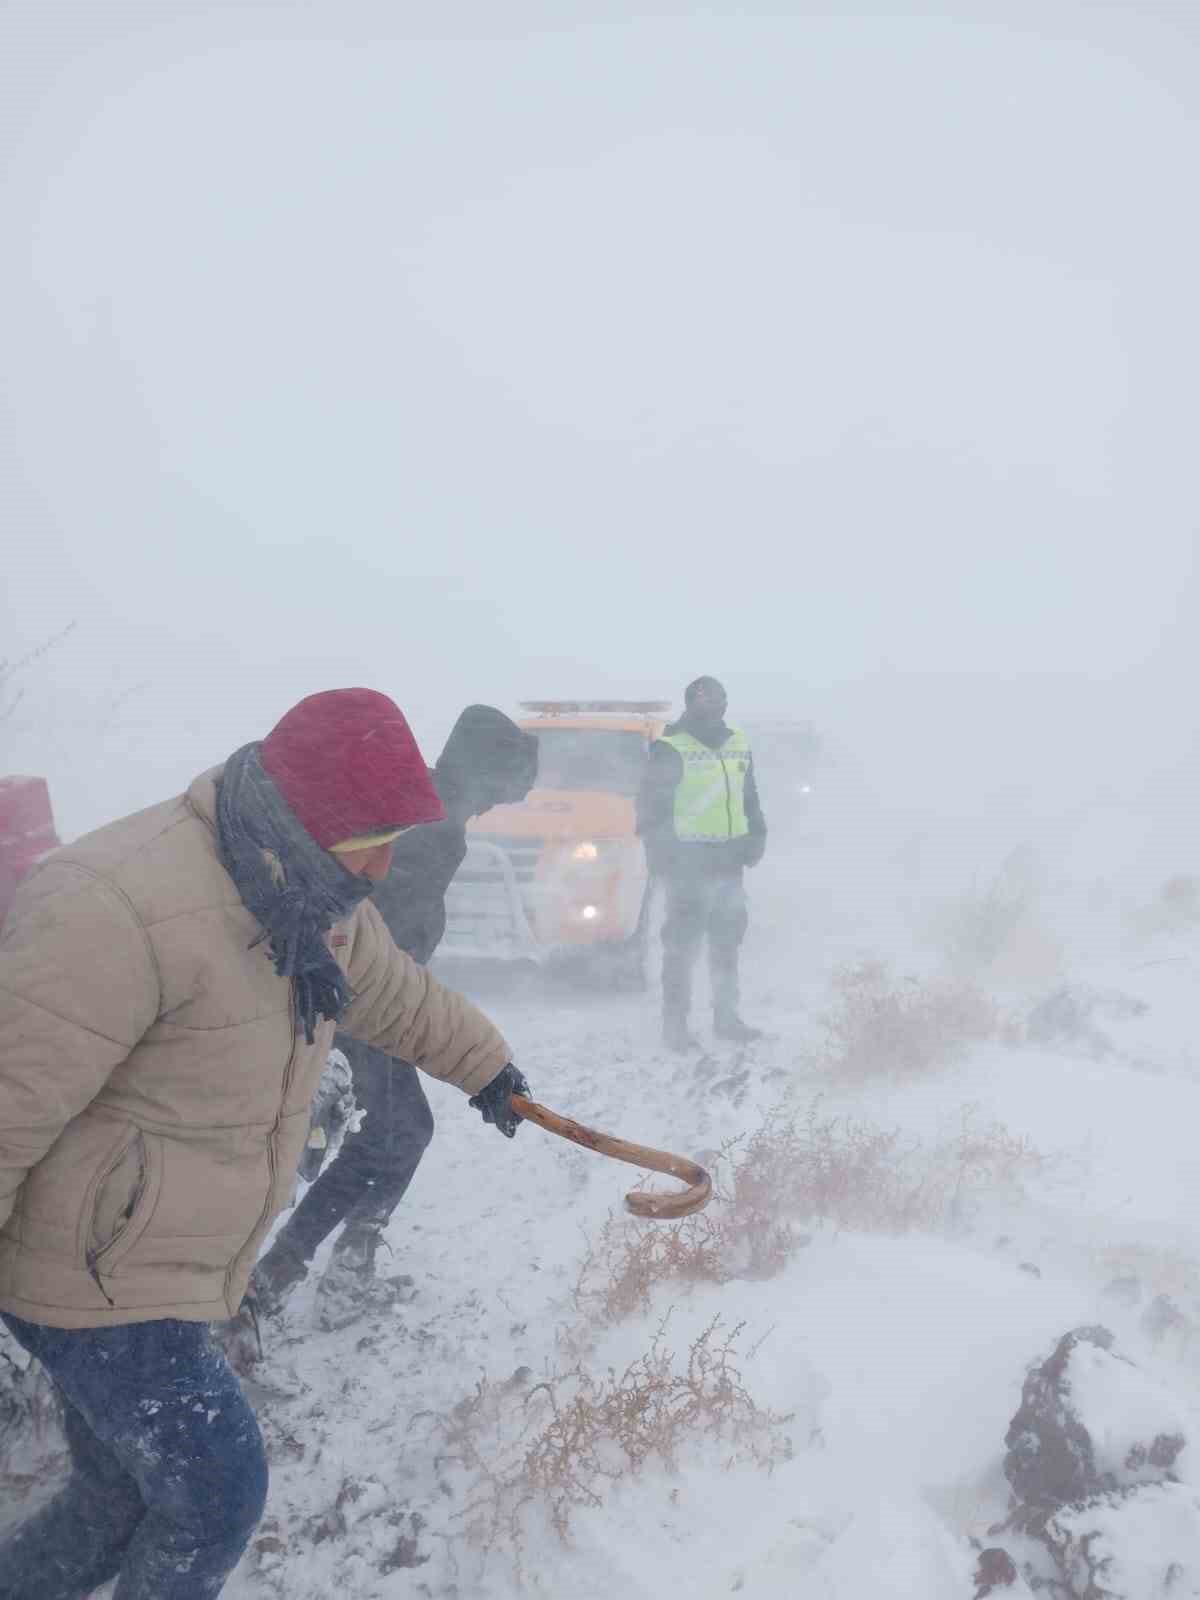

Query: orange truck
[[441, 701, 670, 979]]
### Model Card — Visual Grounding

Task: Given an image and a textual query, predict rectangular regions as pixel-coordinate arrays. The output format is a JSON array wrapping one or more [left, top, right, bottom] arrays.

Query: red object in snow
[[0, 776, 61, 926]]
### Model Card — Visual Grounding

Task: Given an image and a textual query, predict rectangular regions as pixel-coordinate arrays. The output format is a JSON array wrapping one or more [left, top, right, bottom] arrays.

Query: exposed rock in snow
[[1061, 1332, 1187, 1490], [1043, 1482, 1200, 1599], [1002, 1326, 1194, 1597], [1140, 1292, 1190, 1347], [972, 1545, 1032, 1596], [1101, 1276, 1142, 1309], [1004, 1327, 1186, 1521], [1025, 986, 1148, 1059]]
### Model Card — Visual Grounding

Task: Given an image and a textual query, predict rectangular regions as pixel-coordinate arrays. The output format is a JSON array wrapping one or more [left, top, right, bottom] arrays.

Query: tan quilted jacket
[[0, 769, 510, 1327]]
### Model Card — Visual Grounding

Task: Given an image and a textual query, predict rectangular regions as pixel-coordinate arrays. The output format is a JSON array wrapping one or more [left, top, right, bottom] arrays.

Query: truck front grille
[[460, 834, 545, 884]]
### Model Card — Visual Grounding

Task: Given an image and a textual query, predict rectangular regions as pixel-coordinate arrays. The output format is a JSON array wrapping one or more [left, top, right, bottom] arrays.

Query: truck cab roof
[[517, 701, 669, 738]]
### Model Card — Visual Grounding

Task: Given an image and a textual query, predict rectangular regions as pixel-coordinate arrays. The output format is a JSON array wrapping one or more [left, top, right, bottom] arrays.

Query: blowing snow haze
[[6, 10, 1200, 1598], [1, 1, 1197, 842]]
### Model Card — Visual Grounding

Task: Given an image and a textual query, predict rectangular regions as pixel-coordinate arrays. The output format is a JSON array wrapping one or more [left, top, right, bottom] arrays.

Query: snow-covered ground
[[5, 802, 1200, 1597]]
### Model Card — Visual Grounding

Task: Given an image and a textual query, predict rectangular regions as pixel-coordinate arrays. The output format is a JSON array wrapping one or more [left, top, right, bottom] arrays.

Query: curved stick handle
[[510, 1094, 712, 1220]]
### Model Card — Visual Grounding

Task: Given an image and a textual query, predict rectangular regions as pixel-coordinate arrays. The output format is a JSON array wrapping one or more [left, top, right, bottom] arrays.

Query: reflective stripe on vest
[[660, 727, 752, 842]]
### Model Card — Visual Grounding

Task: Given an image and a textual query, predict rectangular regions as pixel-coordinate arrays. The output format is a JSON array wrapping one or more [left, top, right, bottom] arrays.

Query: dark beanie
[[684, 676, 725, 704]]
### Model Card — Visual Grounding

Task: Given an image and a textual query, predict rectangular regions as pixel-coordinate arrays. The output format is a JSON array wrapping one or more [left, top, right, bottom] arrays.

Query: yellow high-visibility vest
[[660, 727, 752, 842]]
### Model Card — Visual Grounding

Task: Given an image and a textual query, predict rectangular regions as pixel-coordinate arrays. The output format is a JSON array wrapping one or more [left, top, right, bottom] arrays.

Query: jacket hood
[[260, 688, 444, 850], [434, 706, 538, 818]]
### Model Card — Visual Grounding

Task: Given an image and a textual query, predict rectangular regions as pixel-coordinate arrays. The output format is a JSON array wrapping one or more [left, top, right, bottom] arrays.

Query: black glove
[[468, 1063, 530, 1138]]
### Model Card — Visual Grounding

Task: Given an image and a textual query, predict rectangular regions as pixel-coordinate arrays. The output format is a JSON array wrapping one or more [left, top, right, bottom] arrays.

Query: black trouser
[[278, 1039, 434, 1262], [660, 867, 749, 1023]]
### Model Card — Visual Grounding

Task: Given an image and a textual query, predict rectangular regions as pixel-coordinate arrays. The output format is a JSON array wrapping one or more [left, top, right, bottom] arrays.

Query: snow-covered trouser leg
[[0, 1313, 267, 1600], [277, 1043, 435, 1260], [0, 1378, 145, 1599], [660, 877, 709, 1023], [707, 872, 749, 1023]]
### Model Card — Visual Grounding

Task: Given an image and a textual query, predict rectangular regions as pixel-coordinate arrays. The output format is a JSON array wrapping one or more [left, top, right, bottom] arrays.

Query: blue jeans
[[0, 1313, 267, 1600]]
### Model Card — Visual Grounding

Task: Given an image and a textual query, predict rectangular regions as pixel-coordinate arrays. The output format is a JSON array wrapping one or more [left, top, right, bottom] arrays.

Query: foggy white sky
[[2, 1, 1197, 836]]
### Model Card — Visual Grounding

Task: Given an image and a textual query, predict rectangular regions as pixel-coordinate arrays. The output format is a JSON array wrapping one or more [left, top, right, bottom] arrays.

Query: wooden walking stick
[[510, 1095, 712, 1219]]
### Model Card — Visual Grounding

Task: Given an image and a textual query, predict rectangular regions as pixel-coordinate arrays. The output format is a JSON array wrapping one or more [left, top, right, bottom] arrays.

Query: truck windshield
[[530, 730, 649, 796]]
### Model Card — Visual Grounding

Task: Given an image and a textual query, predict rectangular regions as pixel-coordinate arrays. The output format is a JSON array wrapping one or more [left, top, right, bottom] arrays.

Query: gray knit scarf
[[215, 743, 374, 1043]]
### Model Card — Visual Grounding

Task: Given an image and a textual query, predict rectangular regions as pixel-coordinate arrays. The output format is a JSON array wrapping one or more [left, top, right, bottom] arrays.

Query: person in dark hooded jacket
[[251, 706, 538, 1328]]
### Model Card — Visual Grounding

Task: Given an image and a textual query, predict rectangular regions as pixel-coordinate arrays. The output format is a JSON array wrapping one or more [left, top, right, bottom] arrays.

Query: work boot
[[713, 1013, 764, 1044], [315, 1223, 415, 1332], [250, 1235, 309, 1319], [663, 1015, 702, 1054]]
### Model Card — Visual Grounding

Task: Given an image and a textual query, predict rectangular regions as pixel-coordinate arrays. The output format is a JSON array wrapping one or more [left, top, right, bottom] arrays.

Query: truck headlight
[[572, 841, 599, 862]]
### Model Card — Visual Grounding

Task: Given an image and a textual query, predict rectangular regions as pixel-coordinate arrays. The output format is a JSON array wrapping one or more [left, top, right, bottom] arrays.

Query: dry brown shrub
[[572, 1206, 728, 1324], [573, 1101, 1052, 1326], [938, 1103, 1052, 1200], [429, 1315, 792, 1575], [1129, 872, 1200, 938], [1094, 1242, 1200, 1306], [930, 867, 1035, 968], [733, 1102, 932, 1233], [820, 959, 997, 1082]]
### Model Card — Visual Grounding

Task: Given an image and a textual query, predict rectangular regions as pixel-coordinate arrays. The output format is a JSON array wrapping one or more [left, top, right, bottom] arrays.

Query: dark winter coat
[[636, 713, 767, 878], [367, 706, 538, 964]]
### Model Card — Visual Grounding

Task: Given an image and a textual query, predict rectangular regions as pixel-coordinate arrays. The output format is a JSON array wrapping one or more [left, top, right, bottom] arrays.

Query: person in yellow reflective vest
[[636, 677, 767, 1051]]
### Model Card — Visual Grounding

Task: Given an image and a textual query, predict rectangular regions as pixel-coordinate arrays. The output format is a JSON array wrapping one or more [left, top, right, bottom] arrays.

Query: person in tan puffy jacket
[[0, 688, 529, 1600]]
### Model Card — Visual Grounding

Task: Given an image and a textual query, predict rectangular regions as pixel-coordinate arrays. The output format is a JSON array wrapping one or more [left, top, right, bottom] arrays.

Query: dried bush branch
[[0, 623, 76, 723], [820, 960, 998, 1082], [435, 1315, 792, 1576], [573, 1100, 1052, 1327]]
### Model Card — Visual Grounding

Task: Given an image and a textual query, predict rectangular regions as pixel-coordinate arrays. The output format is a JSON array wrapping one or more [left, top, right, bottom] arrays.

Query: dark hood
[[433, 705, 539, 818]]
